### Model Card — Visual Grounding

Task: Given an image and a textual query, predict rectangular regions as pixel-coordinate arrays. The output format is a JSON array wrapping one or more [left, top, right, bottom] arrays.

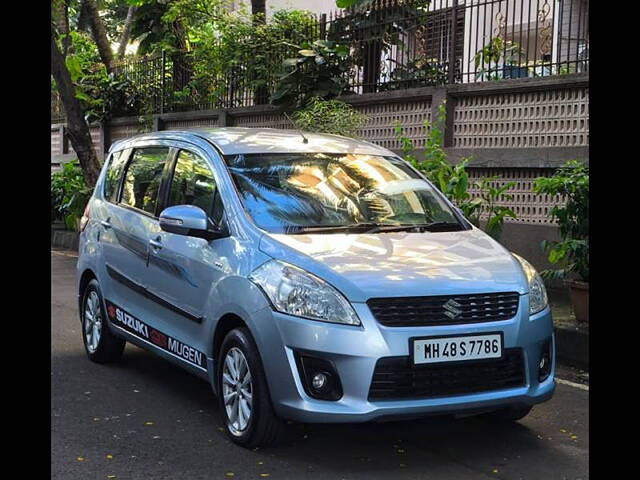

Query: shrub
[[533, 160, 589, 282], [169, 8, 318, 109], [51, 162, 94, 231], [291, 98, 367, 137], [271, 39, 351, 110], [62, 31, 142, 123]]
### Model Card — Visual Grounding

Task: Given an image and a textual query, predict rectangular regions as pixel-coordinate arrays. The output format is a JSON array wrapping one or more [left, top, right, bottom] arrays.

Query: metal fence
[[51, 91, 65, 124], [52, 0, 588, 119], [326, 0, 589, 92], [456, 0, 589, 83]]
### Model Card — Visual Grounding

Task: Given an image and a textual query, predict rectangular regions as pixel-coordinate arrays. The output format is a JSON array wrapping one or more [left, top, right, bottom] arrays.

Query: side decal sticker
[[105, 300, 207, 372]]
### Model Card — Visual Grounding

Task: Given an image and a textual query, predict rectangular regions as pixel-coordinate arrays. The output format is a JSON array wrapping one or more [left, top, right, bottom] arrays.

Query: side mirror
[[159, 205, 226, 241]]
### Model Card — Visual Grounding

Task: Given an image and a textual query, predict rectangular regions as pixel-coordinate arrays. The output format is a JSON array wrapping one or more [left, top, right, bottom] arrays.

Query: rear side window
[[103, 150, 128, 202], [120, 147, 169, 215], [168, 150, 221, 221]]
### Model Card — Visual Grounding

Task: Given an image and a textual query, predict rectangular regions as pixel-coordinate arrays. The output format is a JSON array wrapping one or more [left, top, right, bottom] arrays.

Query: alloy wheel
[[222, 347, 253, 436], [84, 290, 102, 353]]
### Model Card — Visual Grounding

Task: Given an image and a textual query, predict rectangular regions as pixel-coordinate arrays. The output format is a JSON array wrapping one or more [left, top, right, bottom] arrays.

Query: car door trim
[[106, 264, 203, 324]]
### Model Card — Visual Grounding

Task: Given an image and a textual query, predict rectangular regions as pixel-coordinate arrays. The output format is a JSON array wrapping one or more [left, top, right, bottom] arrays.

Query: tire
[[217, 327, 286, 448], [80, 279, 125, 363], [483, 404, 533, 422]]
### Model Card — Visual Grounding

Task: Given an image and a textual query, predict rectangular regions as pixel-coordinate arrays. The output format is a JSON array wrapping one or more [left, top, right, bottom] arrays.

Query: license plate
[[412, 333, 503, 365]]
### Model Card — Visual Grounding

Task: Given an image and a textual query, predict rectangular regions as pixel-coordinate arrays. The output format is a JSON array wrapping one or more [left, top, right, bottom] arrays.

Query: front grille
[[367, 292, 520, 327], [368, 348, 525, 400]]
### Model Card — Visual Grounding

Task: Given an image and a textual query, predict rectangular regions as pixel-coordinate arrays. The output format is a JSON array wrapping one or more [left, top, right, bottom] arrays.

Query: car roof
[[110, 127, 395, 156]]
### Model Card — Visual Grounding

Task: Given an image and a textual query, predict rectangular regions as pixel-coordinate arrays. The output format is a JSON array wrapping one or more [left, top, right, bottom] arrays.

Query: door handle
[[100, 219, 112, 229], [149, 238, 163, 251]]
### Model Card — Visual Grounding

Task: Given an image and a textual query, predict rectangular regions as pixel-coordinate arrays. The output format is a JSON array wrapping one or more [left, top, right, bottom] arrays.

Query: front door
[[144, 146, 230, 357]]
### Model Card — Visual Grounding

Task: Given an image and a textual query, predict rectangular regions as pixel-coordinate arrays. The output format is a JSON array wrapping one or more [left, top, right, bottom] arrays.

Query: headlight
[[249, 259, 361, 326], [513, 253, 548, 315]]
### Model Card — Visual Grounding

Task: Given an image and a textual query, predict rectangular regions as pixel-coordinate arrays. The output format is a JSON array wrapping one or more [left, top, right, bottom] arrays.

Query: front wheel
[[217, 327, 285, 448], [81, 279, 125, 363]]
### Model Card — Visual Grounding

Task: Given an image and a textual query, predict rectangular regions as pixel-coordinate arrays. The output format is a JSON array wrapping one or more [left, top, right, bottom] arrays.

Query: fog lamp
[[538, 340, 552, 382], [295, 353, 343, 401], [312, 372, 328, 391]]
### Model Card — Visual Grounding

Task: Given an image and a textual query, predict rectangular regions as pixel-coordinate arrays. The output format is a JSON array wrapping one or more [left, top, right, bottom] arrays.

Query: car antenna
[[283, 112, 308, 144]]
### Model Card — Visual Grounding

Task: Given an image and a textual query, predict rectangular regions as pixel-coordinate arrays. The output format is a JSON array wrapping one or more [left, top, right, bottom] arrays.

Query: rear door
[[100, 144, 171, 316]]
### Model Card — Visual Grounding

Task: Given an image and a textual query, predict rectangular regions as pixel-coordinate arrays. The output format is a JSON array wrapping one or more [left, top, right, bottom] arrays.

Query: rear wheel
[[483, 404, 533, 422], [217, 327, 285, 448], [81, 279, 125, 363]]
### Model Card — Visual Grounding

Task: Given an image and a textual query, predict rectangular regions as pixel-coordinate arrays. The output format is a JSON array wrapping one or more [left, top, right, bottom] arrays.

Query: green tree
[[163, 5, 317, 109], [52, 0, 101, 186], [51, 0, 144, 185], [81, 0, 115, 72]]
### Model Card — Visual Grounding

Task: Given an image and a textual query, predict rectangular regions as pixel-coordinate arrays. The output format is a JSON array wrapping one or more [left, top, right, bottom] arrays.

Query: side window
[[168, 150, 222, 223], [103, 150, 128, 202], [120, 147, 169, 215]]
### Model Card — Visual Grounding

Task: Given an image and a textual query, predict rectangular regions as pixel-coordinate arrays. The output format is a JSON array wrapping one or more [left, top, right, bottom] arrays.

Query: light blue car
[[77, 128, 554, 448]]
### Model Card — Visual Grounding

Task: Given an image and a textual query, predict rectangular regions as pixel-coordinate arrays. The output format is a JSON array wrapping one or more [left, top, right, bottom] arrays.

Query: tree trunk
[[51, 35, 102, 187], [117, 6, 137, 59], [77, 0, 89, 33], [165, 20, 191, 111], [251, 0, 266, 21], [251, 1, 268, 104], [53, 0, 71, 57], [81, 0, 114, 73]]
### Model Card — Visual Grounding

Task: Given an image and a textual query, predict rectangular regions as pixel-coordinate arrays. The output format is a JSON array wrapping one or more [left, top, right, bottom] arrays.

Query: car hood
[[259, 228, 528, 302]]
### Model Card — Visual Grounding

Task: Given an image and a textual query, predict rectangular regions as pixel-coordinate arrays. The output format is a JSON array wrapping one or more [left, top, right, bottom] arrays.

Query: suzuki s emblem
[[443, 299, 463, 320]]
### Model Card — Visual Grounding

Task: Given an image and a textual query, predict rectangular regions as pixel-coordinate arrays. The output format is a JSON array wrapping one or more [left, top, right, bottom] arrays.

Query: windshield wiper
[[289, 221, 464, 234], [415, 221, 465, 232], [358, 222, 464, 233], [289, 223, 383, 234]]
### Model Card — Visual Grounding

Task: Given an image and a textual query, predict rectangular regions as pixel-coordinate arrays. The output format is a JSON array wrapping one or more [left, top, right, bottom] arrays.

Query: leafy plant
[[473, 177, 517, 240], [271, 40, 351, 110], [62, 31, 143, 123], [84, 73, 144, 123], [167, 7, 317, 109], [473, 37, 524, 81], [291, 97, 367, 137], [394, 102, 517, 240], [533, 160, 589, 282], [380, 57, 447, 91], [51, 162, 94, 230]]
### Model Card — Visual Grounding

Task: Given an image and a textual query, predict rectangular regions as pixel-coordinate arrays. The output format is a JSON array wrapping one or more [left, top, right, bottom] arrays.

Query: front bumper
[[254, 294, 555, 423]]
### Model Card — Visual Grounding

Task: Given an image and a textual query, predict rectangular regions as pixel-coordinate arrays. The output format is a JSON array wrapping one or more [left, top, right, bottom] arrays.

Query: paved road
[[52, 249, 588, 480]]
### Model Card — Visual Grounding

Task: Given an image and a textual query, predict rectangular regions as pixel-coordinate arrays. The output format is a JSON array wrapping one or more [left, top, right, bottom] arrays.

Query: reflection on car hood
[[260, 228, 527, 302]]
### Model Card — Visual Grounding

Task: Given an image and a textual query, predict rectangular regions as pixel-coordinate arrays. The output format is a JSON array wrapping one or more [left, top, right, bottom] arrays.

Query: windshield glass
[[223, 153, 462, 234]]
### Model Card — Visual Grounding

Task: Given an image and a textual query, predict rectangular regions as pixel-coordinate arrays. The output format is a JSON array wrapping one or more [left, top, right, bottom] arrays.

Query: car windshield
[[223, 153, 463, 234]]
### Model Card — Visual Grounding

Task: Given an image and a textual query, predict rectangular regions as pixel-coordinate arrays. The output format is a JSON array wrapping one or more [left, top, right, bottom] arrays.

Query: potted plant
[[534, 160, 589, 322]]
